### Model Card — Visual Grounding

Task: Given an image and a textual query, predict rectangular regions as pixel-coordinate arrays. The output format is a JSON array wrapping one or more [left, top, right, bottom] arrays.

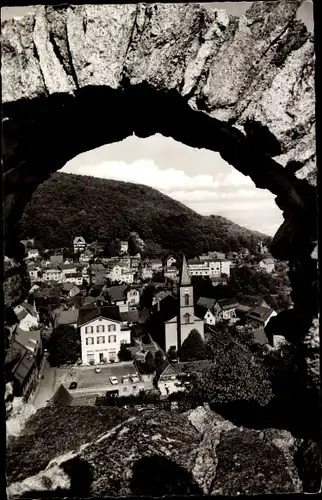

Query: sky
[[2, 2, 314, 236]]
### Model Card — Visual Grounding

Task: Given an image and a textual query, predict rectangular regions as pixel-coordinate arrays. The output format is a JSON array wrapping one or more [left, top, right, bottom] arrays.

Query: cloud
[[62, 158, 253, 193]]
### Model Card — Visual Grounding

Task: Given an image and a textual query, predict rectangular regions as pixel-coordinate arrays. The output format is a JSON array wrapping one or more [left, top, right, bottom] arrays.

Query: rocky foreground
[[7, 405, 319, 498]]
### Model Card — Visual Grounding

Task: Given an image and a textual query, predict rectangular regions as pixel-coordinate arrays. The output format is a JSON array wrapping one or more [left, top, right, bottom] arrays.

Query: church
[[150, 256, 205, 353]]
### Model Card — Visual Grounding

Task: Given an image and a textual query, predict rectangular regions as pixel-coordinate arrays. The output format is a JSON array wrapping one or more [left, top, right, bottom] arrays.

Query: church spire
[[180, 254, 191, 286]]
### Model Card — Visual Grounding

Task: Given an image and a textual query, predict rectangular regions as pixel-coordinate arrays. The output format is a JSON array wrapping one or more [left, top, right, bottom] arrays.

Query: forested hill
[[20, 172, 271, 257]]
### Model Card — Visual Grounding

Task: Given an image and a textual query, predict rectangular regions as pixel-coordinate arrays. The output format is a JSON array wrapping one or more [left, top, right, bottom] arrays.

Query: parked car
[[110, 376, 118, 385], [69, 382, 77, 390], [130, 374, 139, 383], [95, 367, 101, 373], [122, 376, 130, 384]]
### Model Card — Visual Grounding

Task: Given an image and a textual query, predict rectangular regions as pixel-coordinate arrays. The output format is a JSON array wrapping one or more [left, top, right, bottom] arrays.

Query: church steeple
[[180, 255, 191, 286]]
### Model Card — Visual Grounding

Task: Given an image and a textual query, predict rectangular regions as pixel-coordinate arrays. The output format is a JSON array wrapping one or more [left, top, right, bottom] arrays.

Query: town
[[5, 233, 288, 414]]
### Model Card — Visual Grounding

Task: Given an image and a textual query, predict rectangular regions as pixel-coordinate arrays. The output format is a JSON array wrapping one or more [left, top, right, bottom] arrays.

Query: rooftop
[[56, 309, 79, 326], [197, 296, 216, 310], [78, 305, 122, 327], [246, 306, 274, 323], [217, 297, 239, 310]]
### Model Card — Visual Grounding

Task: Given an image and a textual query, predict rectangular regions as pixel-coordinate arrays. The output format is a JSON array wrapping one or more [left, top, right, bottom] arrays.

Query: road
[[32, 359, 57, 410]]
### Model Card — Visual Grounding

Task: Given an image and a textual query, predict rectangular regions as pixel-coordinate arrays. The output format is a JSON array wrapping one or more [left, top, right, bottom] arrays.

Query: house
[[165, 256, 176, 268], [59, 263, 78, 277], [235, 296, 270, 317], [79, 248, 93, 265], [164, 266, 178, 280], [13, 303, 39, 331], [127, 287, 140, 309], [53, 308, 79, 328], [150, 256, 204, 353], [245, 306, 277, 328], [152, 291, 171, 307], [213, 297, 239, 321], [150, 259, 163, 272], [130, 257, 141, 269], [194, 304, 216, 325], [43, 267, 62, 282], [90, 262, 106, 285], [105, 285, 129, 312], [28, 264, 41, 282], [27, 248, 39, 260], [157, 362, 184, 397], [64, 272, 83, 285], [9, 327, 43, 401], [140, 262, 153, 280], [252, 327, 273, 347], [188, 258, 231, 278], [259, 258, 275, 273], [120, 241, 129, 254], [78, 305, 131, 365], [120, 309, 140, 327], [50, 255, 64, 265], [210, 276, 228, 287], [69, 285, 81, 297], [73, 236, 86, 254], [120, 270, 135, 284], [196, 296, 216, 313]]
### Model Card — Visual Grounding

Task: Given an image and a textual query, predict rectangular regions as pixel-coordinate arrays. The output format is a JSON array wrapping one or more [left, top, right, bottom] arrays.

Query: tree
[[167, 346, 178, 361], [179, 329, 208, 361], [47, 326, 81, 367], [128, 233, 140, 256], [118, 344, 132, 362], [188, 341, 273, 406], [154, 350, 164, 367]]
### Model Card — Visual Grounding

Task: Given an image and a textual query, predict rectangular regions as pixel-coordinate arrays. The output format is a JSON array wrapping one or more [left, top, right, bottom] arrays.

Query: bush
[[118, 344, 132, 362]]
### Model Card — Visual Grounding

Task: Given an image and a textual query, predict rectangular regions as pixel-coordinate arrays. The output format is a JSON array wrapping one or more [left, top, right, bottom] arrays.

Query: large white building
[[188, 258, 231, 278], [78, 305, 131, 365]]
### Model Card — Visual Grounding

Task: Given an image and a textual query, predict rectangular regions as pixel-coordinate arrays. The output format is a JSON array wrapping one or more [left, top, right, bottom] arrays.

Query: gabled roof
[[106, 285, 127, 302], [237, 296, 268, 310], [15, 327, 41, 353], [253, 327, 270, 345], [197, 296, 216, 310], [78, 305, 122, 327], [120, 310, 139, 324], [49, 384, 73, 406], [13, 305, 28, 322], [59, 263, 77, 271], [56, 309, 79, 326], [73, 236, 85, 244], [194, 304, 210, 320], [12, 348, 35, 385], [180, 255, 191, 286], [62, 282, 74, 292], [217, 297, 239, 310], [188, 258, 201, 265], [246, 306, 274, 323], [159, 362, 180, 379]]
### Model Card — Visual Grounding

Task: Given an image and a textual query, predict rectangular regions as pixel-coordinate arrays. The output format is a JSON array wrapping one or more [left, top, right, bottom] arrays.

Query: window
[[108, 335, 117, 343], [85, 326, 93, 334], [96, 325, 105, 333], [120, 339, 128, 344], [97, 336, 105, 344], [86, 337, 94, 345], [184, 294, 189, 306], [87, 353, 94, 362], [184, 313, 190, 324], [108, 324, 116, 332]]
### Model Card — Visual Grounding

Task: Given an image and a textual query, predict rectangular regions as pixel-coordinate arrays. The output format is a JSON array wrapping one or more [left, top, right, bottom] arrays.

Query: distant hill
[[20, 172, 271, 257]]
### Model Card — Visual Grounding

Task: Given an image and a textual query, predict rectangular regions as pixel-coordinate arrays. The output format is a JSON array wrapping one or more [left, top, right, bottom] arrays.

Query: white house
[[150, 259, 163, 272], [14, 303, 39, 331], [73, 236, 86, 254], [27, 248, 39, 260], [213, 298, 239, 321], [120, 241, 129, 254], [195, 305, 216, 326], [28, 265, 41, 282], [188, 258, 231, 278], [79, 248, 93, 264], [78, 305, 131, 365], [164, 266, 178, 280], [140, 264, 153, 280], [259, 258, 275, 273], [166, 256, 176, 268], [59, 263, 78, 277], [42, 268, 62, 282], [64, 272, 83, 285], [127, 288, 140, 309]]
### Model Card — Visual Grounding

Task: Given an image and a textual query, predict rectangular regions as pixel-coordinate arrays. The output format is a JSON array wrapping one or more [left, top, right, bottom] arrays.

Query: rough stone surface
[[7, 406, 306, 498], [1, 1, 315, 182]]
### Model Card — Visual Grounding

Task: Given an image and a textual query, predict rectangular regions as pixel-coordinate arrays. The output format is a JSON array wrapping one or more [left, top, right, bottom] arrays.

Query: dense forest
[[20, 172, 271, 258]]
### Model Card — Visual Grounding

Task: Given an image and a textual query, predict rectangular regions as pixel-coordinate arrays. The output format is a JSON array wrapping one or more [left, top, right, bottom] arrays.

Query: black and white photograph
[[2, 0, 320, 497]]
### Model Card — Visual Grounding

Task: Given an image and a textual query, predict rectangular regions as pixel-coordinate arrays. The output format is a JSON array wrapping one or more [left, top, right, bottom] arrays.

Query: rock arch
[[2, 2, 318, 342]]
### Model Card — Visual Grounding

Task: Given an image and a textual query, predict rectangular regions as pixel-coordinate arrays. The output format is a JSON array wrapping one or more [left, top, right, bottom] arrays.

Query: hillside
[[20, 172, 271, 256]]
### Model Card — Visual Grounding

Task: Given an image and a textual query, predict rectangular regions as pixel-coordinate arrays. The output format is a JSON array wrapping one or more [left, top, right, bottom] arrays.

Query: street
[[32, 359, 57, 410]]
